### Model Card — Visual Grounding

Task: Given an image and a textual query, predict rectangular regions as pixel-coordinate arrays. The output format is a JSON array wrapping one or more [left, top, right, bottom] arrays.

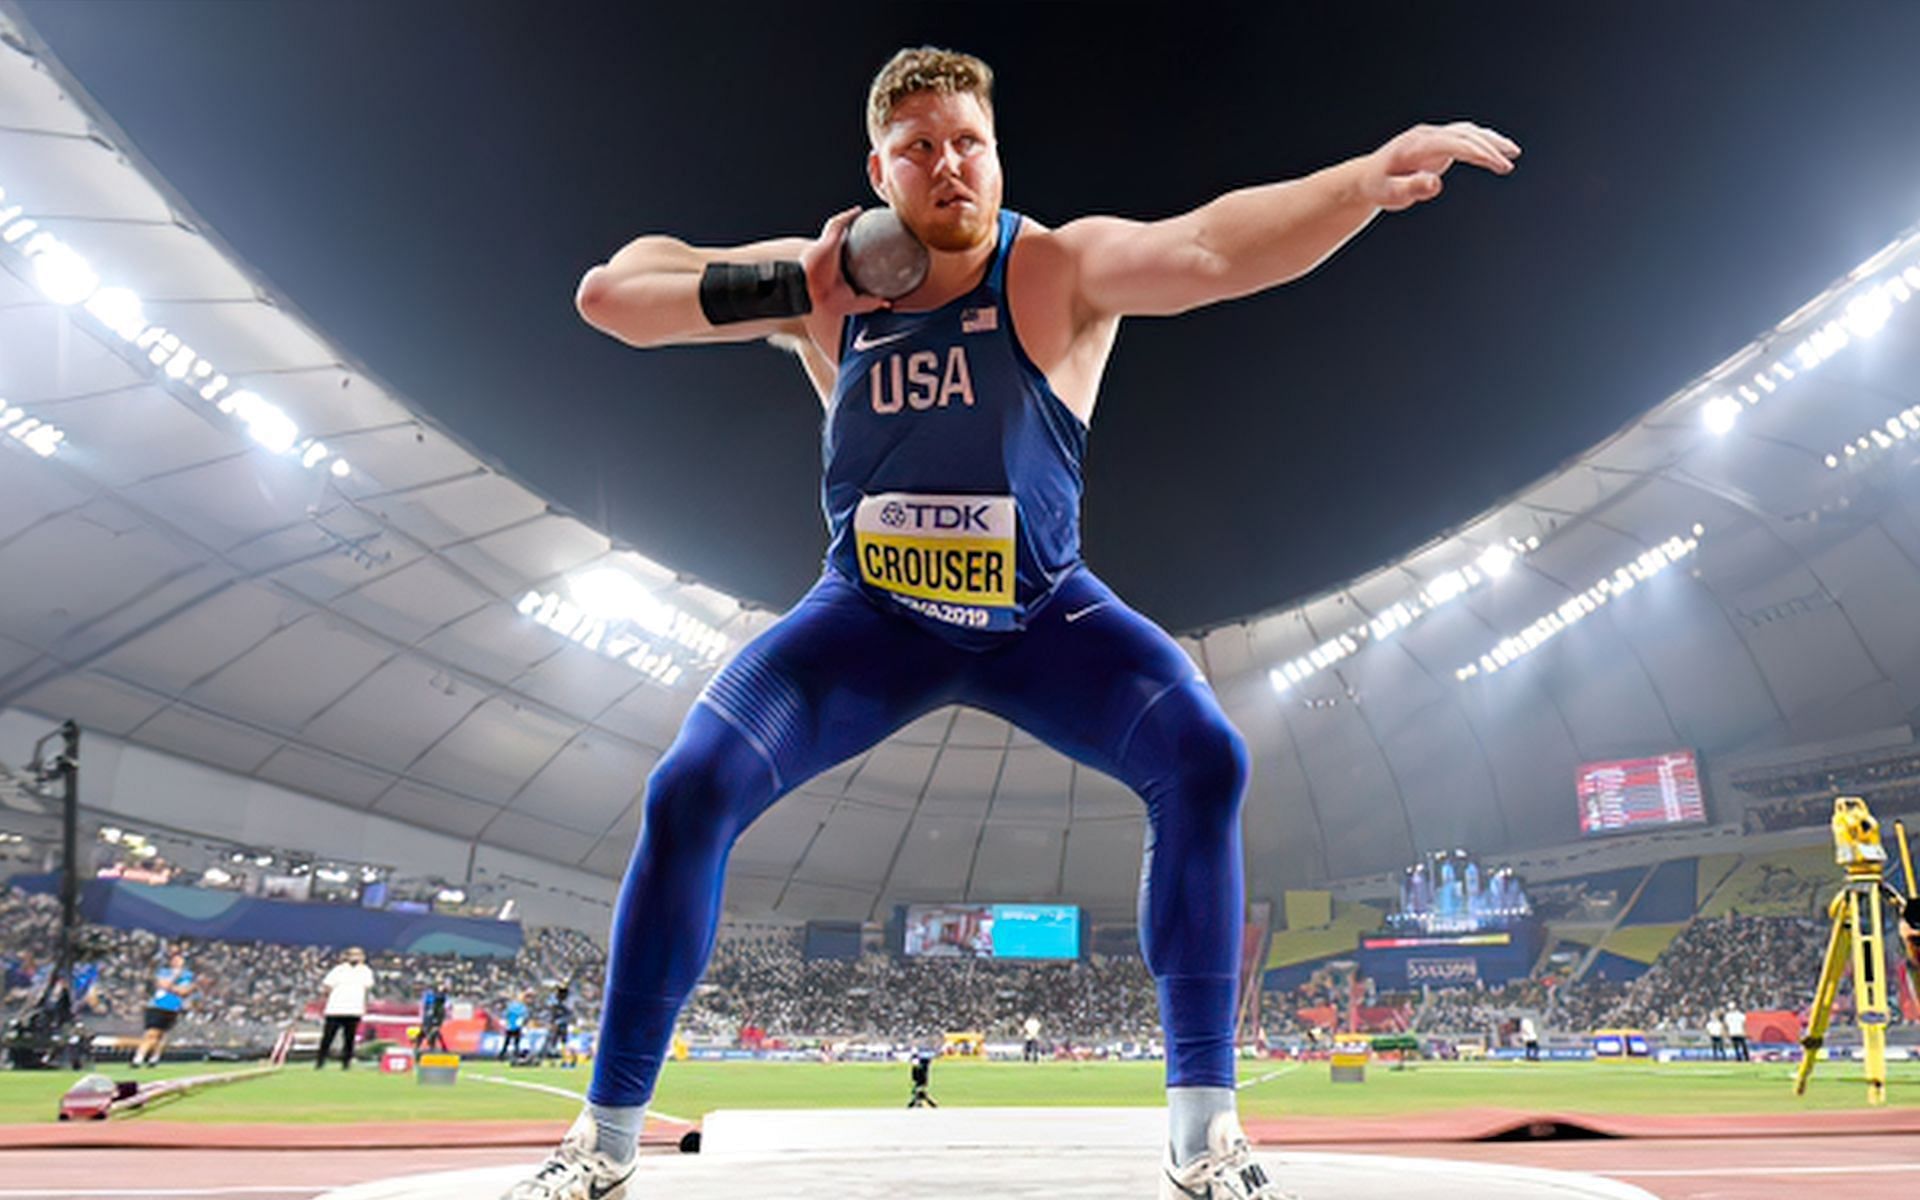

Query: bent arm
[[575, 235, 815, 348]]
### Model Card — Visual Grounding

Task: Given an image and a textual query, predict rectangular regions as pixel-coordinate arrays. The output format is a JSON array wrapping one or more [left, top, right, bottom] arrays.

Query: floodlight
[[84, 286, 147, 341], [1844, 287, 1892, 339], [30, 239, 99, 305], [1702, 394, 1741, 435], [1426, 569, 1468, 604], [23, 425, 63, 457], [569, 566, 649, 619], [1476, 544, 1516, 578]]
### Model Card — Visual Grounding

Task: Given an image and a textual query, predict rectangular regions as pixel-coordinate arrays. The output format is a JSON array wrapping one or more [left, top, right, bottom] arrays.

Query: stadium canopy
[[2, 13, 1918, 924]]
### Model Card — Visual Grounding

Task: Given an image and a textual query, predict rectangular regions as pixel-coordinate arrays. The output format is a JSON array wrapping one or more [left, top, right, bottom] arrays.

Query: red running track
[[1, 1135, 1917, 1199]]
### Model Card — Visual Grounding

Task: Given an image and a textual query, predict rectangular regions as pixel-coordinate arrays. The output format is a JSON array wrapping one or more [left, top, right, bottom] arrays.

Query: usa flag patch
[[961, 306, 999, 334]]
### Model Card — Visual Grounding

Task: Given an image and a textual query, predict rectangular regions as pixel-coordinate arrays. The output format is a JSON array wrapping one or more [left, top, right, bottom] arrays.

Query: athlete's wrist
[[698, 261, 812, 325]]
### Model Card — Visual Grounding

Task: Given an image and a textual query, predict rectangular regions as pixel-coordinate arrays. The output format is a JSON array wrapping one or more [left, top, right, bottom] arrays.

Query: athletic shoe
[[1159, 1111, 1296, 1199], [500, 1111, 636, 1200]]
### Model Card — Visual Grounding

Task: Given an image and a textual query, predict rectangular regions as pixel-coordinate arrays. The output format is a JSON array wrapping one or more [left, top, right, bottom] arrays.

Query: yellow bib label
[[854, 493, 1016, 608]]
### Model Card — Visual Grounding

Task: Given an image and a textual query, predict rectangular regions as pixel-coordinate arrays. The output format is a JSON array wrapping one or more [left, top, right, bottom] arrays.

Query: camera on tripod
[[1830, 796, 1888, 872], [1794, 795, 1918, 1106]]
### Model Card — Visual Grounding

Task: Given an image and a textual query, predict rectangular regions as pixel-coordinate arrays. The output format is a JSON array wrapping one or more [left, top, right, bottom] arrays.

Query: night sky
[[17, 1, 1920, 631]]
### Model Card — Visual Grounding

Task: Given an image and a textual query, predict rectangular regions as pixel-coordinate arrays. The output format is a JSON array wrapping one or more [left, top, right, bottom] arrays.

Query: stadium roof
[[1, 12, 1917, 922]]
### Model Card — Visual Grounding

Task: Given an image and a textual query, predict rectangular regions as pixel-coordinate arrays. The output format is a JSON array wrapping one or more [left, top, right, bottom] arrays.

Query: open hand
[[1362, 122, 1521, 212]]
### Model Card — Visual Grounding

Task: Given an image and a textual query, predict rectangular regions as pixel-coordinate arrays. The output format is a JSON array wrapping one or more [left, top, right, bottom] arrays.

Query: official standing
[[317, 947, 374, 1070]]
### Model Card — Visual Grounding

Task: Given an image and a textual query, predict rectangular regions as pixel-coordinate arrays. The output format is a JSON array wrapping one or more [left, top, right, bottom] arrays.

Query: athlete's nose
[[934, 140, 964, 179]]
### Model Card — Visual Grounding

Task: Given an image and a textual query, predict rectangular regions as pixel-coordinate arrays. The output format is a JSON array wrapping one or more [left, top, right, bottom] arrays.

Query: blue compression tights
[[588, 568, 1247, 1106]]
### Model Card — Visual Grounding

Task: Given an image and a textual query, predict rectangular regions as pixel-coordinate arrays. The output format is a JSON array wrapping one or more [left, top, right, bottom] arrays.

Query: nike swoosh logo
[[1064, 602, 1109, 623], [588, 1168, 634, 1200], [852, 326, 916, 352]]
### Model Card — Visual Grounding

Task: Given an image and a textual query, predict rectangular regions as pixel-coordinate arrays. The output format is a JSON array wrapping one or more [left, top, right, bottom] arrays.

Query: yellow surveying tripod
[[1792, 797, 1917, 1105]]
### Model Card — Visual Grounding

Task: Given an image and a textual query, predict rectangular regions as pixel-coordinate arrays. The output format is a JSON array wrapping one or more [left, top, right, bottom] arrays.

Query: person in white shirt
[[1023, 1015, 1044, 1063], [1705, 1014, 1726, 1061], [1724, 1006, 1748, 1062], [317, 946, 375, 1070], [1518, 1015, 1539, 1062]]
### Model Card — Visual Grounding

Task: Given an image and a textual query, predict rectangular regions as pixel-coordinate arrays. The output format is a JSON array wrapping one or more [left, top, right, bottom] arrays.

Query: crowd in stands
[[1413, 977, 1552, 1035], [679, 932, 1162, 1045], [1734, 746, 1920, 832], [1746, 784, 1920, 833], [1546, 977, 1631, 1034], [1401, 914, 1887, 1038], [0, 888, 607, 1048], [6, 889, 1904, 1055], [1594, 914, 1840, 1030], [1730, 748, 1920, 801]]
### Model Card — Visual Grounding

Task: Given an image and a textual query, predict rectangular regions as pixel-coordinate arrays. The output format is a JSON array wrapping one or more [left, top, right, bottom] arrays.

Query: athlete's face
[[869, 90, 1002, 253]]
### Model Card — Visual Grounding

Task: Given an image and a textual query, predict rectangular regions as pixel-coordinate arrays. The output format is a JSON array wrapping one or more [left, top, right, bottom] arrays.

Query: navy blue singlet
[[823, 209, 1087, 641]]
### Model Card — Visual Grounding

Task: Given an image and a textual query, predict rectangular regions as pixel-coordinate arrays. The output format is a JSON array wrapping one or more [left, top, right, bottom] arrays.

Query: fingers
[[819, 206, 863, 244], [1444, 121, 1520, 173], [1439, 128, 1513, 174], [1396, 122, 1517, 175]]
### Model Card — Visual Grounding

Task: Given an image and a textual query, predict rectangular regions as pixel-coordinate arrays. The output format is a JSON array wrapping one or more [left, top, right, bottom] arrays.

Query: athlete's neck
[[893, 225, 998, 313]]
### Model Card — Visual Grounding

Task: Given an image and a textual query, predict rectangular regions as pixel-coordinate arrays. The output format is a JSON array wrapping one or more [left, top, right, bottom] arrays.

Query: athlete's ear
[[866, 148, 888, 204]]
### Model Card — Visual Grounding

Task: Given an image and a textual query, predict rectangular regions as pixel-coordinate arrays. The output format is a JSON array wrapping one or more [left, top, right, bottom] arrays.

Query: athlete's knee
[[1127, 682, 1249, 821], [1178, 713, 1249, 821], [638, 709, 777, 856]]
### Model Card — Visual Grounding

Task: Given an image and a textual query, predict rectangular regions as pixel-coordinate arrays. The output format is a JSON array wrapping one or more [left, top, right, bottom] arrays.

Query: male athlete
[[510, 47, 1517, 1200]]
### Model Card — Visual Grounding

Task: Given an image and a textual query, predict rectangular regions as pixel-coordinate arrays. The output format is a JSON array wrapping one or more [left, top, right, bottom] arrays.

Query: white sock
[[588, 1103, 644, 1164], [1168, 1086, 1235, 1167]]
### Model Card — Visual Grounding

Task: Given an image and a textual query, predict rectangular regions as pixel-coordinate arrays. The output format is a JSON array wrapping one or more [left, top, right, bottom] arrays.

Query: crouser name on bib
[[854, 493, 1016, 611]]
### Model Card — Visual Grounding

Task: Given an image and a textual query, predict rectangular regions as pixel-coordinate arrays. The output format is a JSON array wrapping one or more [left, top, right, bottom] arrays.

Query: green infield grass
[[0, 1057, 1915, 1126]]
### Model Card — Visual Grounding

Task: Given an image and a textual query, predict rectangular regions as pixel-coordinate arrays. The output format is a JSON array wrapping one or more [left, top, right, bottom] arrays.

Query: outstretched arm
[[1059, 122, 1520, 320], [575, 208, 884, 349]]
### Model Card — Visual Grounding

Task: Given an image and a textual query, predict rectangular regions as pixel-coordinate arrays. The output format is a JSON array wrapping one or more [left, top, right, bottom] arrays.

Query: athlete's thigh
[[963, 568, 1206, 777], [698, 572, 967, 793]]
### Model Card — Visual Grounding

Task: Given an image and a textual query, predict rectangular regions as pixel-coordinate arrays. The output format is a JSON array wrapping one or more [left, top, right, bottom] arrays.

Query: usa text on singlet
[[822, 209, 1087, 642]]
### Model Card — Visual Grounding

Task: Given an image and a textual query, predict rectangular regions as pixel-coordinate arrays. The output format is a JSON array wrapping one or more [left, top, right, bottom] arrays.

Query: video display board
[[902, 903, 1080, 959], [1577, 751, 1707, 836]]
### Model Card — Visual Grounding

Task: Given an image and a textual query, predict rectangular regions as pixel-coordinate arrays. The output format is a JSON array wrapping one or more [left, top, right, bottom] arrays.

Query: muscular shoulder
[[1005, 215, 1119, 425], [1006, 216, 1077, 309], [1005, 217, 1091, 356]]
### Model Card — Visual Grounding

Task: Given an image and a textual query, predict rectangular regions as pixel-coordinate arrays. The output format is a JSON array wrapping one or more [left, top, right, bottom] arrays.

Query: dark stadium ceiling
[[1, 13, 1918, 921]]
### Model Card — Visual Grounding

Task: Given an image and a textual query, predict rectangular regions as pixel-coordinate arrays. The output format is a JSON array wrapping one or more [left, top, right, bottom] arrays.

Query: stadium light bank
[[1271, 229, 1920, 696], [0, 173, 730, 689], [0, 181, 355, 480]]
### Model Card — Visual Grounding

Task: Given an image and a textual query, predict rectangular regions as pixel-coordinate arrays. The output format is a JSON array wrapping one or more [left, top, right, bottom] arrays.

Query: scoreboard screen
[[1577, 751, 1707, 836], [902, 903, 1080, 959]]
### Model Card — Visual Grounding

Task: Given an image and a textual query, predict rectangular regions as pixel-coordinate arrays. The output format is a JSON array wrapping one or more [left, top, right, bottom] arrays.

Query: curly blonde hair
[[866, 47, 995, 146]]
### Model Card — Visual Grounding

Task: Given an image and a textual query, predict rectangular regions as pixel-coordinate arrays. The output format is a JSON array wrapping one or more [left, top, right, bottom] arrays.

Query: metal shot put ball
[[841, 208, 930, 300]]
